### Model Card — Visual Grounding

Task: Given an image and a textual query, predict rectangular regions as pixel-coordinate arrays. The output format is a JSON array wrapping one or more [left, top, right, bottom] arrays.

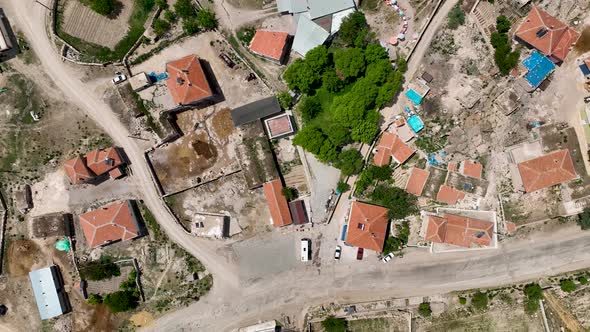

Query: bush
[[155, 0, 167, 9], [298, 96, 322, 123], [370, 185, 418, 219], [471, 291, 488, 310], [163, 10, 176, 23], [79, 259, 121, 281], [87, 294, 103, 305], [355, 165, 391, 194], [560, 279, 577, 292], [418, 302, 432, 317], [321, 316, 347, 332], [281, 187, 298, 201], [577, 207, 590, 230], [89, 0, 115, 16], [335, 149, 364, 176], [277, 91, 293, 110], [496, 15, 511, 33], [578, 276, 588, 285], [382, 222, 409, 254], [103, 290, 139, 313], [182, 17, 200, 35], [490, 15, 518, 75], [152, 18, 170, 37], [523, 283, 543, 314], [447, 4, 465, 29], [197, 9, 218, 30], [337, 181, 350, 193], [174, 0, 196, 18], [338, 11, 370, 47], [237, 26, 256, 45], [459, 296, 467, 305]]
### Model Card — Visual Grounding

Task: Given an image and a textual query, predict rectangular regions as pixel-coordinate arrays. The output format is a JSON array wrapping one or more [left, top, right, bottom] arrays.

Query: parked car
[[334, 245, 342, 260], [381, 253, 394, 263], [300, 238, 310, 262], [112, 73, 127, 85], [356, 247, 364, 260], [584, 96, 590, 103]]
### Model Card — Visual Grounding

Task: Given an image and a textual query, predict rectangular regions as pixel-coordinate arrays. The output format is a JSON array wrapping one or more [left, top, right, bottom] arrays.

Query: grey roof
[[231, 96, 282, 127], [277, 0, 308, 14], [292, 15, 330, 56], [308, 0, 355, 19], [276, 0, 290, 12], [29, 266, 68, 320]]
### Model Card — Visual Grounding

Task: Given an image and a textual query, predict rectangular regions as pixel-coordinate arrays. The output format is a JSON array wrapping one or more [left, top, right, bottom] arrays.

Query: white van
[[300, 239, 310, 262]]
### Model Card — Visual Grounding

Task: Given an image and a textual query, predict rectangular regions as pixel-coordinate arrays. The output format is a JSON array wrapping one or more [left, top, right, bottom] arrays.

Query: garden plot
[[61, 0, 134, 49]]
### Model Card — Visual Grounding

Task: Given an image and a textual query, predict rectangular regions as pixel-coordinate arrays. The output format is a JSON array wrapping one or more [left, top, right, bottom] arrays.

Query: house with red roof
[[79, 200, 142, 248], [460, 160, 483, 179], [63, 147, 125, 185], [425, 212, 494, 248], [345, 201, 389, 252], [263, 179, 293, 227], [436, 185, 466, 205], [373, 132, 414, 166], [165, 54, 213, 105], [515, 6, 580, 63], [405, 167, 429, 196], [249, 30, 291, 64], [517, 149, 577, 193]]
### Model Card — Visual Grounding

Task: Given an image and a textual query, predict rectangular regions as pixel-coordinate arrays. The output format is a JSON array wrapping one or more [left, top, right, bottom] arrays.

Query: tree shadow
[[107, 1, 125, 20]]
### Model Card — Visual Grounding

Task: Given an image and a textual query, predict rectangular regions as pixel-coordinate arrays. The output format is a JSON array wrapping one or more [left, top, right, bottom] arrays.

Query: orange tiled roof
[[425, 213, 494, 248], [447, 162, 457, 172], [405, 167, 430, 196], [165, 54, 213, 105], [345, 201, 389, 252], [263, 179, 293, 227], [517, 149, 577, 192], [79, 201, 140, 248], [64, 156, 94, 184], [436, 185, 465, 205], [249, 30, 289, 61], [462, 160, 483, 179], [85, 147, 123, 176], [373, 132, 414, 166], [515, 6, 580, 62]]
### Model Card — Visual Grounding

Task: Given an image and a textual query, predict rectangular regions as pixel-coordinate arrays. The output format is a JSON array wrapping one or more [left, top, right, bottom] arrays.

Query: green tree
[[103, 291, 139, 313], [163, 10, 176, 23], [298, 96, 322, 123], [376, 82, 396, 109], [79, 259, 121, 281], [322, 69, 344, 92], [577, 207, 590, 230], [281, 187, 298, 200], [334, 48, 365, 80], [578, 276, 588, 285], [523, 283, 543, 314], [364, 42, 389, 64], [560, 279, 577, 292], [284, 59, 319, 93], [490, 32, 508, 48], [305, 45, 330, 73], [365, 59, 394, 85], [350, 78, 379, 110], [355, 165, 391, 194], [90, 0, 115, 16], [318, 140, 339, 162], [277, 91, 293, 110], [87, 294, 103, 305], [335, 149, 364, 176], [237, 26, 256, 44], [447, 4, 465, 29], [293, 126, 326, 155], [351, 119, 379, 144], [182, 17, 200, 35], [174, 0, 196, 18], [326, 123, 350, 146], [197, 9, 218, 30], [471, 291, 488, 310], [337, 181, 350, 193], [153, 19, 170, 37], [418, 302, 432, 317], [321, 316, 347, 332], [459, 296, 467, 305], [370, 185, 418, 219], [332, 94, 366, 127], [338, 11, 370, 47], [155, 0, 168, 9], [395, 56, 408, 73], [496, 15, 511, 33]]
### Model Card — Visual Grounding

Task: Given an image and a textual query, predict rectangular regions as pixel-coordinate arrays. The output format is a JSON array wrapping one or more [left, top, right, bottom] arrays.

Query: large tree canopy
[[283, 59, 320, 93], [305, 45, 331, 73], [338, 11, 370, 47], [334, 48, 366, 80]]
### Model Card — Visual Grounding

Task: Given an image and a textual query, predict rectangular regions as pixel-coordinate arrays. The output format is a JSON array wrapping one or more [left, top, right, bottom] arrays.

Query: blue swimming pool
[[405, 88, 423, 105], [407, 114, 424, 133]]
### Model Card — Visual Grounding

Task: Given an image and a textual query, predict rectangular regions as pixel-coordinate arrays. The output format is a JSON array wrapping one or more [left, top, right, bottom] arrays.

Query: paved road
[[5, 1, 590, 331]]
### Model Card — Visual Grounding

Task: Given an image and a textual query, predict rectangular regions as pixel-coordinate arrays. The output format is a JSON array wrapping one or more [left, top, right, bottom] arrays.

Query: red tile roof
[[165, 54, 213, 105], [517, 149, 577, 192], [64, 156, 94, 184], [79, 201, 140, 248], [515, 6, 580, 62], [263, 179, 293, 227], [249, 30, 289, 61], [436, 185, 466, 205], [447, 162, 457, 172], [85, 147, 123, 176], [345, 202, 389, 252], [405, 167, 430, 196], [425, 213, 494, 248], [373, 132, 414, 166], [462, 160, 483, 178]]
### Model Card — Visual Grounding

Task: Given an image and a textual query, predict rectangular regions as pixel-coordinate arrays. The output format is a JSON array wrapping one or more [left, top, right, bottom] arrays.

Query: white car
[[381, 253, 394, 263], [112, 73, 127, 85], [334, 245, 342, 260]]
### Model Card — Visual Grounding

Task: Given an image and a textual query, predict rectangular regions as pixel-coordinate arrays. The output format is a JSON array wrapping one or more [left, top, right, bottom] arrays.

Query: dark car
[[585, 96, 590, 103], [356, 247, 364, 260]]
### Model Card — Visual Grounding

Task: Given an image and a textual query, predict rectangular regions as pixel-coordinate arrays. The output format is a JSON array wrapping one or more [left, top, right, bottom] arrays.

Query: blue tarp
[[405, 89, 423, 105], [149, 72, 169, 82], [407, 115, 424, 133], [580, 63, 590, 76], [341, 224, 348, 241], [522, 51, 555, 88]]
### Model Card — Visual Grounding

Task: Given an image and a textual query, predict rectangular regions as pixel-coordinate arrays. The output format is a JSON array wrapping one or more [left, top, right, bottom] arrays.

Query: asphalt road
[[4, 1, 590, 331]]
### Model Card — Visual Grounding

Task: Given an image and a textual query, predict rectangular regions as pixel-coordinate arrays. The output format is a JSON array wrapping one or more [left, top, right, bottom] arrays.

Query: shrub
[[338, 11, 370, 47], [577, 207, 590, 230], [197, 9, 218, 30], [496, 15, 511, 33], [447, 4, 465, 29], [335, 149, 364, 176], [163, 10, 176, 23], [321, 316, 347, 332], [560, 279, 577, 292], [523, 283, 543, 314], [89, 0, 116, 16], [174, 0, 196, 18], [459, 296, 467, 305], [79, 259, 121, 281], [87, 294, 103, 305], [237, 26, 256, 45], [337, 181, 350, 193], [152, 19, 170, 37], [182, 17, 200, 35], [418, 302, 432, 317], [578, 276, 588, 285], [281, 187, 298, 200], [298, 96, 322, 123], [103, 290, 139, 313], [471, 291, 488, 310], [277, 91, 293, 110]]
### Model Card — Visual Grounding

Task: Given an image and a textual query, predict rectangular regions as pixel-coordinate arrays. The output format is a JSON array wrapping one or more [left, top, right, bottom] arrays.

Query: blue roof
[[405, 89, 423, 105], [522, 51, 555, 88], [29, 266, 67, 320]]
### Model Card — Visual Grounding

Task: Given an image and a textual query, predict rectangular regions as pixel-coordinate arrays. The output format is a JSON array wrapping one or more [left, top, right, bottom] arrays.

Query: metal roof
[[277, 0, 308, 14], [29, 266, 68, 320], [292, 15, 330, 56], [308, 0, 355, 19], [230, 96, 282, 127]]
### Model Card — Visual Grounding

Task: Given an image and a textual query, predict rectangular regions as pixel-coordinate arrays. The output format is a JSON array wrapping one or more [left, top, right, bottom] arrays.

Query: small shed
[[129, 72, 152, 92], [14, 184, 33, 214], [29, 266, 70, 320], [264, 113, 294, 139], [289, 200, 309, 225], [421, 72, 434, 83], [230, 96, 282, 127]]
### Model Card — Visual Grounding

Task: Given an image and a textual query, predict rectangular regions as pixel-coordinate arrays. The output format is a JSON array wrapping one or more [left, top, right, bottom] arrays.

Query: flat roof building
[[29, 266, 69, 320]]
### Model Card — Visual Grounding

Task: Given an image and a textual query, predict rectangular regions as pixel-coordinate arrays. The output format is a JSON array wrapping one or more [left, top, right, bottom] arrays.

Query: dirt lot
[[61, 0, 133, 49]]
